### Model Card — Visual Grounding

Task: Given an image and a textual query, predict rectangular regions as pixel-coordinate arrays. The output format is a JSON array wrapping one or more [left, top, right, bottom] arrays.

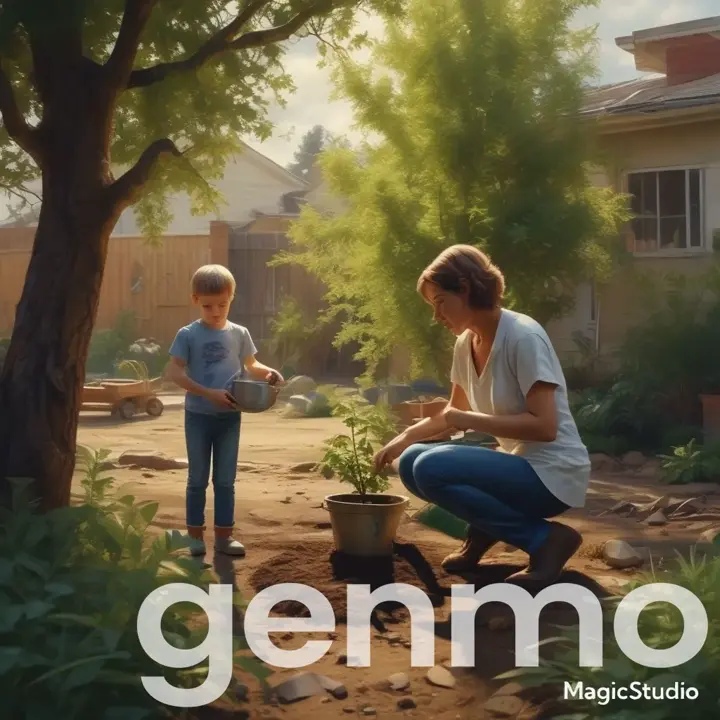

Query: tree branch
[[105, 0, 158, 90], [108, 138, 182, 207], [0, 63, 40, 160], [127, 0, 340, 89]]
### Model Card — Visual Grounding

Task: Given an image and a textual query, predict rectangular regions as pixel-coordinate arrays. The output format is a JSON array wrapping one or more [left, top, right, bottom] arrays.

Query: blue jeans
[[398, 443, 569, 554], [185, 410, 241, 529]]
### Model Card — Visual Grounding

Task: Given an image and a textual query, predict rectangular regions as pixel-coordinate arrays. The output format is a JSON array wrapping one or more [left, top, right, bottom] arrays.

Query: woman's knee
[[412, 447, 452, 497]]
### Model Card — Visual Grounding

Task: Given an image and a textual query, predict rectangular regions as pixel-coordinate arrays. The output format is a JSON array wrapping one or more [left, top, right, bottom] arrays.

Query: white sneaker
[[216, 536, 246, 556]]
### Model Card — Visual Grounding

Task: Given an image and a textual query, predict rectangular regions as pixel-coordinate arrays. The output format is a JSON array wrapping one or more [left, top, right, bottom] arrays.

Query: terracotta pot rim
[[325, 492, 409, 506]]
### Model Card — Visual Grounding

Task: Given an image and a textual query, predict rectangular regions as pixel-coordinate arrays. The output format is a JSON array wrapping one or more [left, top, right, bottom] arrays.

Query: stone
[[590, 453, 622, 473], [273, 672, 325, 703], [484, 696, 525, 717], [602, 539, 644, 569], [361, 708, 377, 716], [234, 683, 249, 702], [279, 375, 317, 400], [291, 461, 318, 473], [362, 386, 382, 405], [286, 394, 314, 414], [343, 709, 355, 715], [337, 654, 348, 665], [646, 510, 668, 526], [621, 451, 647, 468], [388, 672, 410, 691], [398, 697, 417, 710], [317, 674, 349, 700], [117, 451, 188, 471], [426, 665, 456, 689], [698, 527, 720, 546]]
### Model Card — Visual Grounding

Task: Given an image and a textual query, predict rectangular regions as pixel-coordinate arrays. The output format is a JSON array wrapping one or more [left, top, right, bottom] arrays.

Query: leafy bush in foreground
[[499, 548, 720, 719], [0, 446, 269, 719]]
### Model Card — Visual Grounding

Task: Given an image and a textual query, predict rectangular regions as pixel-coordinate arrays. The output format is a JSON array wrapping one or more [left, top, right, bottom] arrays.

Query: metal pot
[[325, 493, 409, 556], [230, 379, 279, 413]]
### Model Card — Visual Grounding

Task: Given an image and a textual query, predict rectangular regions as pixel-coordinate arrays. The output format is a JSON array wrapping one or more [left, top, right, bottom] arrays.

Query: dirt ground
[[74, 398, 720, 720]]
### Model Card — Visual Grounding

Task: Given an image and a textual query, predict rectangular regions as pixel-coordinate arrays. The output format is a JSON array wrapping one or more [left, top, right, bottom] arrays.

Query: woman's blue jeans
[[398, 442, 569, 554], [184, 410, 241, 529]]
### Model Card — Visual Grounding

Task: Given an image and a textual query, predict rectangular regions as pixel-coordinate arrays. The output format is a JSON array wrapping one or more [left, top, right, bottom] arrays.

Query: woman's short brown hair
[[417, 244, 505, 310]]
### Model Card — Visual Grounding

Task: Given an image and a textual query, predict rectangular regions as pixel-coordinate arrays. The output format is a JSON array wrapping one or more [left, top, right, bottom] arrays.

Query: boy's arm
[[243, 355, 284, 384]]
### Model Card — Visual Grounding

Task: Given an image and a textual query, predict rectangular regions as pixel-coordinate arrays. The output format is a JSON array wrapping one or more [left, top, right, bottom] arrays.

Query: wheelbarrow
[[81, 377, 164, 420]]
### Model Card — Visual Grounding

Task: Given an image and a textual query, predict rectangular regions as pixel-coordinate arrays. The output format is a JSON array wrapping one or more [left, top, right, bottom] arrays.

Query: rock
[[698, 527, 720, 546], [388, 672, 410, 691], [621, 451, 647, 468], [286, 394, 314, 414], [317, 674, 348, 700], [279, 375, 317, 400], [117, 452, 188, 471], [291, 461, 318, 473], [273, 672, 325, 703], [343, 709, 355, 715], [636, 459, 661, 478], [426, 665, 456, 689], [602, 539, 644, 569], [646, 510, 668, 526], [234, 683, 249, 702], [488, 615, 514, 632], [398, 697, 417, 710], [590, 453, 622, 473], [361, 708, 377, 716], [484, 696, 525, 718], [337, 654, 348, 665]]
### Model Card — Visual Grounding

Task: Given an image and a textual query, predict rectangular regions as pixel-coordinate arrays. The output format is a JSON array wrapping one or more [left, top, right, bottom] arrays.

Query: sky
[[250, 0, 720, 169]]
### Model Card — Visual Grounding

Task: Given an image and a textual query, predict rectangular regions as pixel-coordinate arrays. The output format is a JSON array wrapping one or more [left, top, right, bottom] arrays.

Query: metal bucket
[[325, 493, 410, 556], [230, 379, 279, 413]]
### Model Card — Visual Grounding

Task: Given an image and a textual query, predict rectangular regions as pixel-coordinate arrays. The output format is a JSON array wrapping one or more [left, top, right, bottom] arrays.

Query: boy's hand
[[207, 388, 238, 409], [266, 369, 285, 386]]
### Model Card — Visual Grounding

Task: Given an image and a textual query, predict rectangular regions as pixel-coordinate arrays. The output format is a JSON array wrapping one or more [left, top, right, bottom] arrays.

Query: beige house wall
[[548, 115, 720, 367]]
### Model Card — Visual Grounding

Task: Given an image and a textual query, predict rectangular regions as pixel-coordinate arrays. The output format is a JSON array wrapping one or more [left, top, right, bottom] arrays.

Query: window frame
[[624, 165, 707, 257]]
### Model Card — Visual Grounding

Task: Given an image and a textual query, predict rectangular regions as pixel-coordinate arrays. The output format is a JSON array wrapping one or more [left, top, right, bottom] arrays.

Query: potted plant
[[321, 395, 409, 557]]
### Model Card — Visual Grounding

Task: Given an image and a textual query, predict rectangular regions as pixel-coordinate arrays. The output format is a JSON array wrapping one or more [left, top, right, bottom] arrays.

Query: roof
[[581, 72, 720, 118]]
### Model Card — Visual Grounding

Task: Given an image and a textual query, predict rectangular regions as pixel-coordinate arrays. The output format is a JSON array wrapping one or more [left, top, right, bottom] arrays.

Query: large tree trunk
[[0, 184, 116, 510]]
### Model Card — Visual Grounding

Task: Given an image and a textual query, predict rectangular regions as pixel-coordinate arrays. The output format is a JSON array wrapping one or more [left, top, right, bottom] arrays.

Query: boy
[[167, 264, 283, 556]]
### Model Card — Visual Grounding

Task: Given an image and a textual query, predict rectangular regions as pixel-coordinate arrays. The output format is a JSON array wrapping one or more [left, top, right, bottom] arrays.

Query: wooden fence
[[0, 230, 213, 343]]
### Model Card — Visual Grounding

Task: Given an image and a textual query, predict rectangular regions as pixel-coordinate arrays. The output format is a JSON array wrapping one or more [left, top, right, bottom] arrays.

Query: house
[[0, 143, 310, 346], [546, 15, 720, 366]]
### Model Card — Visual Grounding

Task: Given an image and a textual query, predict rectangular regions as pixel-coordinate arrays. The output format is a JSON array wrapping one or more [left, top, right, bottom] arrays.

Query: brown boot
[[505, 522, 582, 589], [441, 526, 498, 574]]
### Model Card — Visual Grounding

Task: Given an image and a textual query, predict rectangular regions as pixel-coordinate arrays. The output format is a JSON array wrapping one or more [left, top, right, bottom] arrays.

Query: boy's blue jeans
[[398, 443, 569, 554], [185, 410, 241, 530]]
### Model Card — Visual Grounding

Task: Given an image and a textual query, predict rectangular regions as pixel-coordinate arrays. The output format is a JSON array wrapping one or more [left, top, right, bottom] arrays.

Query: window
[[627, 169, 703, 252]]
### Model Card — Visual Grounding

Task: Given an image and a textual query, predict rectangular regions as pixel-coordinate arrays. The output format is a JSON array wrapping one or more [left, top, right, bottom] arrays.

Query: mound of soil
[[249, 539, 453, 625]]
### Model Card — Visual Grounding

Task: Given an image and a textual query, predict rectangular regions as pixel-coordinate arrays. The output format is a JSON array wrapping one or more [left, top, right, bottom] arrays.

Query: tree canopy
[[280, 0, 631, 381], [0, 0, 401, 235], [286, 124, 328, 179]]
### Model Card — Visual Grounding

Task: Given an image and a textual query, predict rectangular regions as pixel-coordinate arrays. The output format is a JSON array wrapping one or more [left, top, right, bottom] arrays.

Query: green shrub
[[321, 395, 398, 495], [659, 439, 720, 485], [0, 445, 269, 719], [498, 549, 720, 719]]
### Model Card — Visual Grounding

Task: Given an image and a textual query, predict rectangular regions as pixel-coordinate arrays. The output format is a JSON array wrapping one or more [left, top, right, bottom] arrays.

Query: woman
[[373, 245, 590, 589]]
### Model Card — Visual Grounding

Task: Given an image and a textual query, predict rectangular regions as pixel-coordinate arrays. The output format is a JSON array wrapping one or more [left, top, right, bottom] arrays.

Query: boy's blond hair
[[191, 264, 236, 297]]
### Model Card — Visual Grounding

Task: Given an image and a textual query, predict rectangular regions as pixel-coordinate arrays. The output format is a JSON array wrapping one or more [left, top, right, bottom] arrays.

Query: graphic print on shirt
[[202, 340, 230, 369]]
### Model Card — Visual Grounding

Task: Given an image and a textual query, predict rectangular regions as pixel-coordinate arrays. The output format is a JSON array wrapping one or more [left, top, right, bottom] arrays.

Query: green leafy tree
[[0, 0, 402, 510], [279, 0, 631, 381], [286, 123, 328, 179]]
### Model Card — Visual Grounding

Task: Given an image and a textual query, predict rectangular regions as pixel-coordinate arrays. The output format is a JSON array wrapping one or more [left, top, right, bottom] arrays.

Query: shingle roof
[[581, 72, 720, 117]]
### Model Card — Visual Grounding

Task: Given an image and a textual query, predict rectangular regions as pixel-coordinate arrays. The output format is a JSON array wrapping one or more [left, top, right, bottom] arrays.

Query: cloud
[[254, 0, 719, 167]]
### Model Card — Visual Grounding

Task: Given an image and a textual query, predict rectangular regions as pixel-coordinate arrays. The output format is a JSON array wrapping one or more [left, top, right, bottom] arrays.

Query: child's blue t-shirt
[[169, 320, 257, 415]]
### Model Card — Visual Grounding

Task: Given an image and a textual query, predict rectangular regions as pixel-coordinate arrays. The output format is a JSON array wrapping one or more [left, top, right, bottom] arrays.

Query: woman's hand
[[372, 436, 410, 474], [442, 405, 471, 431]]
